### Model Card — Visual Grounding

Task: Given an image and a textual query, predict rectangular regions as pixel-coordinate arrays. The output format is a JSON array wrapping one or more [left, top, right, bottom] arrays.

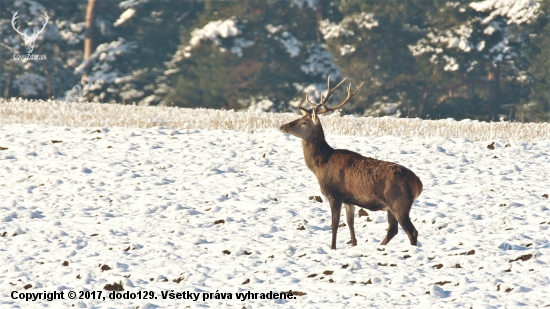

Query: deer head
[[11, 11, 49, 54], [280, 76, 364, 142]]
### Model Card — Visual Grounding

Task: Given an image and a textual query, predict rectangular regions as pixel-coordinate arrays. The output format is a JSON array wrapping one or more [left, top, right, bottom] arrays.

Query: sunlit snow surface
[[1, 124, 549, 308]]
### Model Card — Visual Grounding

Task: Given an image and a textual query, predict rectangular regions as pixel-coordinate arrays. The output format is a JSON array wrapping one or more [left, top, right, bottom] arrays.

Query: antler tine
[[317, 80, 364, 114], [320, 75, 347, 107], [293, 98, 310, 112], [30, 12, 48, 39], [352, 81, 365, 96], [305, 93, 319, 108], [39, 13, 49, 31]]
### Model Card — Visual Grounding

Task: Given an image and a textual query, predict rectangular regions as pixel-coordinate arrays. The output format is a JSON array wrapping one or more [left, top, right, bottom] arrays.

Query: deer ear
[[300, 109, 308, 116], [311, 109, 318, 124]]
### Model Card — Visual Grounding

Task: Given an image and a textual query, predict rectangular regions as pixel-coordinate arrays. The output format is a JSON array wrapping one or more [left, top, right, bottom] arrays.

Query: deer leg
[[380, 210, 398, 245], [344, 203, 357, 246], [328, 199, 342, 250], [395, 212, 418, 246]]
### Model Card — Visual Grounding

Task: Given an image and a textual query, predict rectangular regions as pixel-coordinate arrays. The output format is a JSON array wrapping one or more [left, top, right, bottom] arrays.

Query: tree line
[[0, 0, 548, 121]]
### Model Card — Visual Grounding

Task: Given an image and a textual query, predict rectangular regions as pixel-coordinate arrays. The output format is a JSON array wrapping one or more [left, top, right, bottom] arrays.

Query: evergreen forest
[[1, 0, 548, 121]]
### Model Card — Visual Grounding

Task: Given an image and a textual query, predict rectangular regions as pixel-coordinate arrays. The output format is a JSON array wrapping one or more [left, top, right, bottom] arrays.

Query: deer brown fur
[[280, 77, 423, 249]]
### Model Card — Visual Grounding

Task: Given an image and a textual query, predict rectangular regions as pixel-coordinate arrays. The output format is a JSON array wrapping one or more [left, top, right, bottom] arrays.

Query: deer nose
[[279, 125, 286, 132]]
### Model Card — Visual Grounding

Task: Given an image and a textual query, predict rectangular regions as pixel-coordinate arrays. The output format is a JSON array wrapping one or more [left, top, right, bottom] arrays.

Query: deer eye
[[300, 122, 307, 126]]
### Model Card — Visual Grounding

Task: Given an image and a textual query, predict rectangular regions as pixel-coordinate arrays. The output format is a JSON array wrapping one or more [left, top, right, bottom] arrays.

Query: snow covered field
[[1, 118, 550, 308]]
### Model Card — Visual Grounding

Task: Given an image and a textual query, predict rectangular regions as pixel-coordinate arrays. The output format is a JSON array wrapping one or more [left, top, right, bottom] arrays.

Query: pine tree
[[522, 0, 550, 121], [322, 0, 545, 121], [321, 0, 431, 117], [163, 0, 341, 111]]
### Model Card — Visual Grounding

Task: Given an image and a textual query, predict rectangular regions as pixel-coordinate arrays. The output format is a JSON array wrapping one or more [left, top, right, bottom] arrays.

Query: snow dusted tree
[[322, 0, 546, 120], [162, 0, 341, 111], [72, 0, 197, 104], [320, 0, 431, 117], [521, 0, 550, 121], [407, 0, 545, 120], [1, 0, 547, 121]]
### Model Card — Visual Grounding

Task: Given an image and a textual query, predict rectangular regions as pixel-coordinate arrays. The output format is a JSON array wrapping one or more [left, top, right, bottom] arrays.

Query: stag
[[11, 11, 49, 54], [280, 76, 423, 249]]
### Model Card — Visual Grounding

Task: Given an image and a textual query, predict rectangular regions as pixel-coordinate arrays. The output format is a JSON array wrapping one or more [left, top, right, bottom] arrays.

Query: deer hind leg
[[395, 215, 417, 245], [328, 199, 342, 250], [393, 207, 418, 246], [344, 203, 357, 246], [380, 210, 398, 245], [385, 186, 418, 246]]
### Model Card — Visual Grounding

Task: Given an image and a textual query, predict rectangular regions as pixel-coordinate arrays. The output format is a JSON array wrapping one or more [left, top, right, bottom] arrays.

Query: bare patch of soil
[[309, 196, 323, 203], [509, 254, 533, 263], [104, 281, 124, 291]]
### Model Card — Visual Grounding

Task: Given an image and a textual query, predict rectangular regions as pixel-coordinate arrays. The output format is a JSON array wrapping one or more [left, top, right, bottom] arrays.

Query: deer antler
[[305, 75, 364, 114], [28, 12, 49, 40], [11, 11, 49, 40], [11, 11, 25, 36], [292, 99, 310, 113]]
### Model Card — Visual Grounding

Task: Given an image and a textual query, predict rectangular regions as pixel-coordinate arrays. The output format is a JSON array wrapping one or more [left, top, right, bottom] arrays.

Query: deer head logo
[[11, 11, 49, 54]]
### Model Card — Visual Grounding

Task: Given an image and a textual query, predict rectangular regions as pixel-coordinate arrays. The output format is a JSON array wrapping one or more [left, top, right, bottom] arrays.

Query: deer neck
[[301, 127, 333, 173]]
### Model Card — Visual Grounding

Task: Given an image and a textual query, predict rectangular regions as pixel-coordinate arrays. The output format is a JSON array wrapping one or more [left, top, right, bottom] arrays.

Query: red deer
[[279, 77, 423, 249]]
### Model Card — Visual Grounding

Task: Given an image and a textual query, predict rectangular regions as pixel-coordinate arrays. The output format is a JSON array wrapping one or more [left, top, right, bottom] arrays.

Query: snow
[[1, 122, 549, 308], [443, 55, 459, 71], [119, 89, 145, 101], [229, 38, 254, 58], [291, 0, 316, 9], [265, 25, 303, 57], [363, 102, 402, 117], [248, 99, 274, 113], [319, 19, 354, 39], [348, 12, 379, 30], [476, 40, 486, 51], [410, 25, 474, 57], [277, 32, 301, 58], [470, 0, 541, 24], [114, 8, 136, 27], [339, 44, 356, 56], [320, 13, 378, 40], [180, 18, 246, 58], [266, 24, 284, 34], [189, 19, 240, 47], [119, 0, 149, 9], [299, 44, 340, 81]]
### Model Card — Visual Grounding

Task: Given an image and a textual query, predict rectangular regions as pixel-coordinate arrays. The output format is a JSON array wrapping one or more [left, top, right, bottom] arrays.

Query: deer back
[[310, 149, 423, 206]]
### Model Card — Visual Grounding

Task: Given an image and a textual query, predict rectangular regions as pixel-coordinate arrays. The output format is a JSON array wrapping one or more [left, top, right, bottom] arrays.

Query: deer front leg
[[328, 198, 342, 250], [344, 203, 357, 246]]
